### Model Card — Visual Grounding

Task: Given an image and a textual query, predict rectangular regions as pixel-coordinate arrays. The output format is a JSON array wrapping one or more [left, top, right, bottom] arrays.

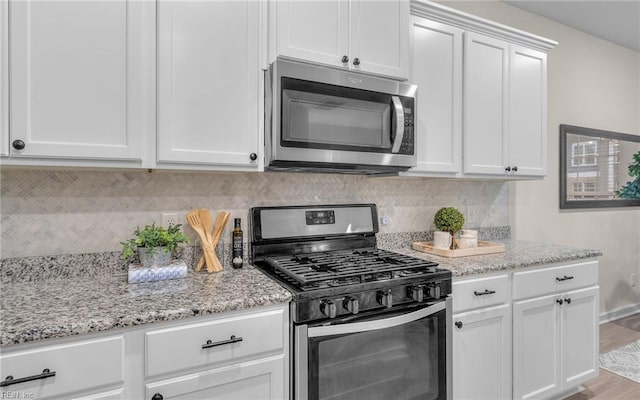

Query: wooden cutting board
[[412, 241, 506, 258]]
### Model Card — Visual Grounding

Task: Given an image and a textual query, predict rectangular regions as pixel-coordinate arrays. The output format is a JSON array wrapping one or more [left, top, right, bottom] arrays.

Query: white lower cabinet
[[0, 303, 289, 400], [513, 263, 599, 400], [0, 336, 125, 400], [452, 260, 599, 400], [145, 354, 285, 400], [452, 274, 511, 400], [453, 304, 512, 400]]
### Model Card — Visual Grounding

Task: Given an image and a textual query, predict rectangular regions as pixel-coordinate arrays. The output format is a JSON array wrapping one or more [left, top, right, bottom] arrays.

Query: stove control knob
[[428, 282, 441, 299], [320, 299, 337, 319], [408, 285, 424, 302], [343, 296, 359, 315], [377, 290, 393, 308]]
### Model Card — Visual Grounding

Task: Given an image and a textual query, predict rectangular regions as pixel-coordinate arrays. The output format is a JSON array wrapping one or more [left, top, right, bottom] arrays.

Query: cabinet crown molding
[[411, 0, 558, 52]]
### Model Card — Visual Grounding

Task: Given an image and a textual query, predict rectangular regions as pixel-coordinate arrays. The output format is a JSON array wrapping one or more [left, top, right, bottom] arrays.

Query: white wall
[[440, 1, 640, 317]]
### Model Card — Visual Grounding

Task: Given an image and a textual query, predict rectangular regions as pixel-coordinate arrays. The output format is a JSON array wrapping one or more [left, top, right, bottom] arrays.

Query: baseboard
[[599, 303, 640, 324]]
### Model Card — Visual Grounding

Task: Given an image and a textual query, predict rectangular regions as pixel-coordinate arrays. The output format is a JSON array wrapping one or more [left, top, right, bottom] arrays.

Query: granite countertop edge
[[1, 239, 601, 347]]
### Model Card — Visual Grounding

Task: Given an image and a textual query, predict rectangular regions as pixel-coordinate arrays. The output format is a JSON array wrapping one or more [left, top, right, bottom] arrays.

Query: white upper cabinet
[[409, 1, 556, 179], [156, 0, 261, 170], [7, 0, 153, 164], [1, 0, 8, 157], [508, 45, 547, 177], [272, 0, 409, 79], [407, 16, 462, 176], [463, 32, 509, 176]]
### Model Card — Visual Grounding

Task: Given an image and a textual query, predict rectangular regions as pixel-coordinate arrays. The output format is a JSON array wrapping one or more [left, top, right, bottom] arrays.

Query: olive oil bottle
[[232, 218, 243, 268]]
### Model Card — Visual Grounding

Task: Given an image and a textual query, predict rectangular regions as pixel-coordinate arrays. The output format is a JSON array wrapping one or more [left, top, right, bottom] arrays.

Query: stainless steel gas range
[[250, 204, 452, 400]]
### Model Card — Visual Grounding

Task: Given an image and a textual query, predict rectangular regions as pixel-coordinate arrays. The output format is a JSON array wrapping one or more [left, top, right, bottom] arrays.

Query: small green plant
[[433, 207, 465, 249], [121, 223, 188, 259]]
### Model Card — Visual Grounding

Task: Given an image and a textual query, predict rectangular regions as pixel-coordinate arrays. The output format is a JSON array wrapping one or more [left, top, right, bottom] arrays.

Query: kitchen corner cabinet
[[5, 0, 154, 166], [452, 274, 512, 400], [156, 0, 262, 171], [271, 0, 409, 80], [408, 1, 556, 179], [512, 261, 599, 400]]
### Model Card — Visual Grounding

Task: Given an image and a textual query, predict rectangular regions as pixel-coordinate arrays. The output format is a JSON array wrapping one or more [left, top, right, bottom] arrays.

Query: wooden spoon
[[196, 211, 230, 271], [186, 211, 217, 272]]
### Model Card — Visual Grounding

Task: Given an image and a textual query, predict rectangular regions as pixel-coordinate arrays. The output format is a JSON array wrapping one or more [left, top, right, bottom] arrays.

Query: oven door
[[295, 298, 452, 400]]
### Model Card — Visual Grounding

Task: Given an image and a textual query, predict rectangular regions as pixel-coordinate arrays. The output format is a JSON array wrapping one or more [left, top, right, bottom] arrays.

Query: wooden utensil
[[197, 208, 215, 272], [196, 211, 230, 272], [186, 211, 218, 273]]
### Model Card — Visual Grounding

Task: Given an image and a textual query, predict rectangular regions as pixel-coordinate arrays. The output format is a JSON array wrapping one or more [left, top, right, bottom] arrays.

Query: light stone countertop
[[386, 240, 602, 277], [0, 265, 292, 347], [0, 238, 600, 347]]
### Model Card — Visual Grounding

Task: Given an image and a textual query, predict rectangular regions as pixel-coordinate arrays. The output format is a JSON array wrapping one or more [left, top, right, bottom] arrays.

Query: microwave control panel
[[397, 98, 414, 155]]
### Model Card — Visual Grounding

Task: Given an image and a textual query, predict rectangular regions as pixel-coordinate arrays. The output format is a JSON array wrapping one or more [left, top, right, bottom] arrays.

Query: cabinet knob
[[353, 57, 361, 66], [505, 166, 511, 172], [512, 166, 518, 172], [249, 152, 257, 161], [341, 55, 349, 63], [455, 321, 463, 329], [12, 140, 25, 150], [564, 298, 571, 304], [151, 394, 163, 400], [556, 299, 564, 305]]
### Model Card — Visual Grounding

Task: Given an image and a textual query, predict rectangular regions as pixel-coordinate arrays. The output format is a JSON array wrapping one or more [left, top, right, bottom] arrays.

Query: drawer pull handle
[[0, 368, 56, 387], [473, 289, 496, 296], [202, 335, 243, 349], [556, 275, 574, 282]]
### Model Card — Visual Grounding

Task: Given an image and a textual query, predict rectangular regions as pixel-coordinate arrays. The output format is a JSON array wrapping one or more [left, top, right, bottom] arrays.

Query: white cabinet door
[[351, 0, 408, 79], [146, 355, 286, 400], [1, 0, 7, 157], [452, 304, 511, 400], [8, 0, 151, 161], [463, 32, 509, 175], [157, 0, 260, 170], [272, 0, 408, 79], [513, 294, 561, 400], [274, 0, 349, 69], [561, 286, 599, 388], [408, 16, 462, 176], [508, 45, 547, 177]]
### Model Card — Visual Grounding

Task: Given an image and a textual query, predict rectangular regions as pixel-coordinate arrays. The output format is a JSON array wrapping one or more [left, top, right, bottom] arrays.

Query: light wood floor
[[565, 313, 640, 400]]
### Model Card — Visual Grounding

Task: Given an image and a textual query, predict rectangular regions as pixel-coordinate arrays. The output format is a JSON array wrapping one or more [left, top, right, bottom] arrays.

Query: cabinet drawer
[[452, 274, 510, 313], [0, 336, 124, 399], [513, 260, 598, 300], [146, 307, 285, 377]]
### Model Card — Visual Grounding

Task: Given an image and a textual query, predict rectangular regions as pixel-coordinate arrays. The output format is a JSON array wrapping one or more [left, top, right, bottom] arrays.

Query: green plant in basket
[[433, 207, 465, 249], [121, 223, 188, 260]]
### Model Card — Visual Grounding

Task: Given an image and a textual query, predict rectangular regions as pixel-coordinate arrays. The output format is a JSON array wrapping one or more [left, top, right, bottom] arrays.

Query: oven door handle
[[307, 301, 446, 338], [390, 96, 405, 154]]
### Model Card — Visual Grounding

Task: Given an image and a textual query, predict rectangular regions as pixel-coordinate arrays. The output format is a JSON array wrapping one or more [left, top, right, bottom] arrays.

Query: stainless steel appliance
[[264, 58, 418, 175], [250, 204, 452, 400]]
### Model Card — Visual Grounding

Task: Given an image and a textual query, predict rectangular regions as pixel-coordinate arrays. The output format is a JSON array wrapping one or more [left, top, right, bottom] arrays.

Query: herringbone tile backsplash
[[0, 169, 508, 258]]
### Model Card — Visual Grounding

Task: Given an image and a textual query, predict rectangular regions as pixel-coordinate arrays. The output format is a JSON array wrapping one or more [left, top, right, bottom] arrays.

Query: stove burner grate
[[264, 248, 439, 288]]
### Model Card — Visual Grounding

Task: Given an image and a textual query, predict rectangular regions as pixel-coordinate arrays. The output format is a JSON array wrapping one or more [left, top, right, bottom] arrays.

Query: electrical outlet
[[631, 273, 637, 288], [380, 216, 391, 225], [162, 212, 179, 227]]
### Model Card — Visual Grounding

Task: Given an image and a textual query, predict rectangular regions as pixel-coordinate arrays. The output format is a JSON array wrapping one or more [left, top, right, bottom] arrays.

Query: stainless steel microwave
[[265, 58, 417, 175]]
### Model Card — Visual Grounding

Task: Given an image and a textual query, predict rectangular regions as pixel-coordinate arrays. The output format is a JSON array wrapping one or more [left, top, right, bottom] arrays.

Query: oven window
[[308, 311, 446, 400], [281, 77, 392, 152]]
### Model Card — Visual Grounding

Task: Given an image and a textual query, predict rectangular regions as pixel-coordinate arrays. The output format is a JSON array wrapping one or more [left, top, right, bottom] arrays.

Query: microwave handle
[[390, 96, 405, 154]]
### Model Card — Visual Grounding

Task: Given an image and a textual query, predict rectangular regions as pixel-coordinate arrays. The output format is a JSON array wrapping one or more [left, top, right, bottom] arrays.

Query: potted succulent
[[121, 223, 188, 268], [433, 207, 465, 250]]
